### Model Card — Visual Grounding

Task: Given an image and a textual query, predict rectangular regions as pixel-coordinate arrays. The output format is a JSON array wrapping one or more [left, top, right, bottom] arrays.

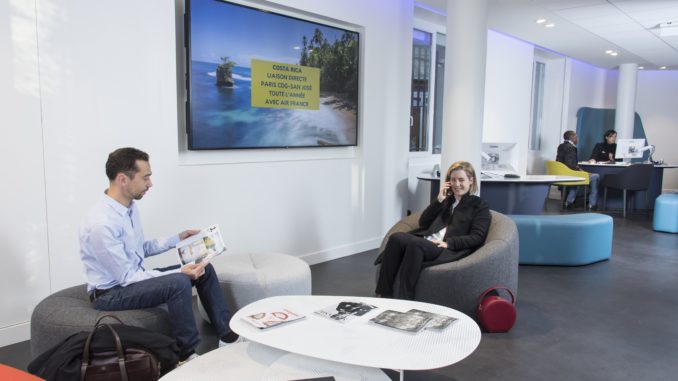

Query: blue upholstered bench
[[509, 214, 613, 266], [653, 193, 678, 233]]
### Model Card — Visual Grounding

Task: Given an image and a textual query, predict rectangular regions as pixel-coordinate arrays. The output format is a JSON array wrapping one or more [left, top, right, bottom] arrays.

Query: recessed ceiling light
[[610, 52, 618, 56], [545, 23, 555, 28], [660, 66, 667, 69], [536, 19, 546, 24], [638, 66, 644, 70], [605, 50, 613, 54]]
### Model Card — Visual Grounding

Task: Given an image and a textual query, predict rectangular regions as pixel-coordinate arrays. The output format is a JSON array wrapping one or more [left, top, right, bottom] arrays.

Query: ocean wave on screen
[[232, 73, 251, 82], [207, 71, 216, 77], [240, 102, 355, 146]]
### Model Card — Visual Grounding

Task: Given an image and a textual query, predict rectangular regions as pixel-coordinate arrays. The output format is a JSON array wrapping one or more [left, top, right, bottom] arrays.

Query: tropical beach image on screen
[[186, 0, 359, 150]]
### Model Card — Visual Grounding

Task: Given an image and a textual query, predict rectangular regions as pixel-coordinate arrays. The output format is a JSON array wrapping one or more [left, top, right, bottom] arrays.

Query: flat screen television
[[185, 0, 360, 150]]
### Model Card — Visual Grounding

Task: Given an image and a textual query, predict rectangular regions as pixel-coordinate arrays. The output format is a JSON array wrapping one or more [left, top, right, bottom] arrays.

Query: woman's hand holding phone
[[437, 181, 451, 203]]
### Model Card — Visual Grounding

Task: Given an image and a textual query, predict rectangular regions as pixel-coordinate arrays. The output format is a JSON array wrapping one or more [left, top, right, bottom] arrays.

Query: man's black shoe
[[588, 205, 598, 212], [563, 202, 574, 210]]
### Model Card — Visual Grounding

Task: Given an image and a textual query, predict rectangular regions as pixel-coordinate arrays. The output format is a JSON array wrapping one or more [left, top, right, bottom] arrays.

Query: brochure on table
[[241, 308, 305, 329], [314, 300, 377, 323]]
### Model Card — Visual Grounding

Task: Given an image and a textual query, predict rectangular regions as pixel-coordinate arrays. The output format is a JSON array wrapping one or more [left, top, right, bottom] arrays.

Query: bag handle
[[80, 314, 129, 381], [478, 286, 515, 305]]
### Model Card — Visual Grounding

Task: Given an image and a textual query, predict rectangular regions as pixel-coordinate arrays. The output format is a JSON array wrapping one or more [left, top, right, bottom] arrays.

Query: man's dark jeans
[[93, 263, 231, 357]]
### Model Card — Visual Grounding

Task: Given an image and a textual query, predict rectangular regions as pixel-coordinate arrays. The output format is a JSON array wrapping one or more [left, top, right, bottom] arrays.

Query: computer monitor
[[481, 142, 517, 172], [616, 138, 646, 159]]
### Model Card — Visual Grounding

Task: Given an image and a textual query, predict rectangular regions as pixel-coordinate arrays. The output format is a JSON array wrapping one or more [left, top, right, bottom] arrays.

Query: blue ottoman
[[653, 193, 678, 233], [509, 214, 613, 265]]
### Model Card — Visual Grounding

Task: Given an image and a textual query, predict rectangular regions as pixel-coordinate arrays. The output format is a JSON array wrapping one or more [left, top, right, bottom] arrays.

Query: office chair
[[601, 164, 654, 218], [545, 160, 590, 210]]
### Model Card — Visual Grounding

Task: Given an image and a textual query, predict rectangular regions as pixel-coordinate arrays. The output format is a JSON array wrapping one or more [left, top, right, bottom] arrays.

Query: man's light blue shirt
[[80, 193, 180, 292]]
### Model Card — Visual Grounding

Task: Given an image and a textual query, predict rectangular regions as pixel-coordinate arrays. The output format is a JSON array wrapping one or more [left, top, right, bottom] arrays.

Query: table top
[[418, 173, 584, 183], [159, 341, 389, 381], [230, 295, 481, 371], [579, 162, 678, 168], [481, 174, 584, 183]]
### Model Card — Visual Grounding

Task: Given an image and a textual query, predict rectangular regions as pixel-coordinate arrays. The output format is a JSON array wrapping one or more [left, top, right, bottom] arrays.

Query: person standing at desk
[[589, 129, 617, 163], [556, 130, 600, 211]]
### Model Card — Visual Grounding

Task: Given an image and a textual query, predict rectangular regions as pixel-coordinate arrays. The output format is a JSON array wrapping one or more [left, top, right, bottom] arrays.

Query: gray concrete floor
[[3, 201, 677, 380]]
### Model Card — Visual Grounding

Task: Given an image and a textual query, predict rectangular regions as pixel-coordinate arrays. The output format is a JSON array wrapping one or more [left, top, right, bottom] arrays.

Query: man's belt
[[88, 288, 110, 303]]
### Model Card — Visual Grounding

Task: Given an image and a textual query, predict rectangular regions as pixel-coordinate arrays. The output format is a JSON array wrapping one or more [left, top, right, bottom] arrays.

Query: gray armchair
[[30, 284, 172, 359], [375, 210, 519, 317]]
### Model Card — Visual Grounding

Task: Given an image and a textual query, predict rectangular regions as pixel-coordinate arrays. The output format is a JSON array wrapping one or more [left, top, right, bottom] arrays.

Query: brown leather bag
[[80, 315, 160, 381]]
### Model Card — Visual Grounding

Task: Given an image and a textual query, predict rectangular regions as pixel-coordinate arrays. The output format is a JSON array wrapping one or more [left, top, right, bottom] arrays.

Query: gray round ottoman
[[199, 253, 312, 323], [30, 284, 172, 359]]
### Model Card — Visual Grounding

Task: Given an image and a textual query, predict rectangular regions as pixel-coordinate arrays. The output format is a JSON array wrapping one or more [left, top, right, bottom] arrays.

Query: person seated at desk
[[374, 161, 491, 300], [556, 130, 600, 211], [589, 129, 617, 163]]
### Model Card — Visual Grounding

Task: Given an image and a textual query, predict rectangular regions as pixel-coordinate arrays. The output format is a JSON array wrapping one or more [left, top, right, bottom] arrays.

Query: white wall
[[565, 58, 610, 134], [636, 70, 678, 191], [482, 30, 534, 174], [0, 0, 51, 345], [0, 0, 414, 346]]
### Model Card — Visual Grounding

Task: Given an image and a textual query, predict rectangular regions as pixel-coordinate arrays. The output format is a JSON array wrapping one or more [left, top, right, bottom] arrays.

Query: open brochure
[[406, 309, 458, 331], [369, 310, 431, 333], [176, 224, 226, 265], [314, 300, 377, 323], [241, 308, 305, 329]]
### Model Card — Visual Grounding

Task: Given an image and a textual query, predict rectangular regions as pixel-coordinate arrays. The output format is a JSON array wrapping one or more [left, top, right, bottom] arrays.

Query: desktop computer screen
[[482, 142, 517, 172], [616, 138, 646, 159]]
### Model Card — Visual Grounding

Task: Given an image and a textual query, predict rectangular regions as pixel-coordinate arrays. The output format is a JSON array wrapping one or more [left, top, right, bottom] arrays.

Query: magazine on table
[[313, 300, 377, 323], [369, 310, 431, 333], [176, 224, 226, 265], [406, 309, 458, 330], [241, 308, 306, 329]]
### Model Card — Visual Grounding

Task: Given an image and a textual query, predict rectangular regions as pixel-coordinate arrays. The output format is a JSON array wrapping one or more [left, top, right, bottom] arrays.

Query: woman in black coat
[[375, 161, 491, 300], [589, 129, 617, 163]]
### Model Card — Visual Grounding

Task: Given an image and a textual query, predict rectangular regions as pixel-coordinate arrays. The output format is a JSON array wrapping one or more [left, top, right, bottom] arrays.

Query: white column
[[614, 63, 638, 138], [440, 0, 488, 187]]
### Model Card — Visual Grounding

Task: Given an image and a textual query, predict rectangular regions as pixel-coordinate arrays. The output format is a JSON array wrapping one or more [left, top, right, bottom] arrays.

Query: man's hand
[[179, 229, 200, 240], [181, 262, 206, 280]]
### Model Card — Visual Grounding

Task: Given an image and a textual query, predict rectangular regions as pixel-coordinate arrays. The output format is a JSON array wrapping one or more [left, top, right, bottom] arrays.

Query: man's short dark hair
[[105, 147, 149, 181], [563, 130, 576, 141]]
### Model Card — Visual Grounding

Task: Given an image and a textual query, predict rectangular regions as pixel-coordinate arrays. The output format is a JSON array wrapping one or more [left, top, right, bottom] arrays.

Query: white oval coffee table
[[231, 295, 482, 380], [160, 341, 388, 380]]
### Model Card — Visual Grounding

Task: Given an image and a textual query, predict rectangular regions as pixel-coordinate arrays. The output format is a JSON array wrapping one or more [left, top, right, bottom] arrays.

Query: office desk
[[480, 175, 584, 215], [417, 174, 583, 215], [579, 163, 678, 211]]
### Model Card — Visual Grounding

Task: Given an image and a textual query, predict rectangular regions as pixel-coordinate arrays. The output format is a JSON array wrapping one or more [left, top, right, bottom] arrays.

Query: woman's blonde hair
[[445, 161, 478, 195]]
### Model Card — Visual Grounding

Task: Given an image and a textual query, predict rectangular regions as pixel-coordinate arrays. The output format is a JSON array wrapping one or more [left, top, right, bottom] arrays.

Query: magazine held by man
[[241, 309, 305, 329], [314, 300, 377, 323], [176, 224, 226, 265]]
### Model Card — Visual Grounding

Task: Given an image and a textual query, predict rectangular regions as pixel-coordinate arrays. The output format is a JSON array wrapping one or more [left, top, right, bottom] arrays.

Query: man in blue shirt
[[80, 147, 239, 362]]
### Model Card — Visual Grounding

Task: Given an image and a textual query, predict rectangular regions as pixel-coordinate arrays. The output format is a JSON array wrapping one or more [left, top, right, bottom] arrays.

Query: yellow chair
[[545, 160, 590, 210]]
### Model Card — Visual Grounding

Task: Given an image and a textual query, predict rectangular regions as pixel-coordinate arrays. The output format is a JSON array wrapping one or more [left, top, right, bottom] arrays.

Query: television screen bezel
[[184, 0, 360, 151]]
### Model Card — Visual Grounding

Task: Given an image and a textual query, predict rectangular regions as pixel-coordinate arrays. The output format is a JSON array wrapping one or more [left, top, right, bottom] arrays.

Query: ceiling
[[416, 0, 678, 70]]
